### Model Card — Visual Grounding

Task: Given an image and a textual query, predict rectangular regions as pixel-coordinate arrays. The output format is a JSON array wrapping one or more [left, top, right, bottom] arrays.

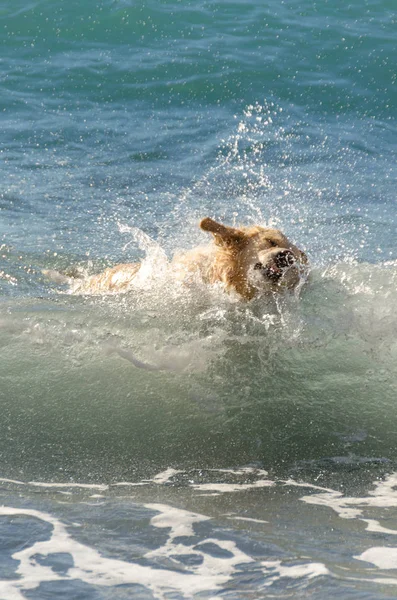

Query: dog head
[[200, 217, 308, 299]]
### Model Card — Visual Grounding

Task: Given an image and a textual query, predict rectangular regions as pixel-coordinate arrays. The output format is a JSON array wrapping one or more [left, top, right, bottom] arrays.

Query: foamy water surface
[[1, 0, 397, 597]]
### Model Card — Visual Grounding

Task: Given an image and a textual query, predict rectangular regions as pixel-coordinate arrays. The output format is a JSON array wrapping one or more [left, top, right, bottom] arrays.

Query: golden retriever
[[56, 217, 308, 300]]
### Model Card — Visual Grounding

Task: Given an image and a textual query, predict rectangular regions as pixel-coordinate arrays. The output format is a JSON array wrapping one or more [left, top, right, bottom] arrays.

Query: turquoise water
[[1, 1, 397, 598]]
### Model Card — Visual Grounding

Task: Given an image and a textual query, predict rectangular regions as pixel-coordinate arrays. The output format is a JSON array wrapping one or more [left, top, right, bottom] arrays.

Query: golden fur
[[62, 217, 308, 300]]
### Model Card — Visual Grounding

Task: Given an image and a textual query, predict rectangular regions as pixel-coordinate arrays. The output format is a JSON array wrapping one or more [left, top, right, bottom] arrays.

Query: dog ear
[[200, 217, 246, 246]]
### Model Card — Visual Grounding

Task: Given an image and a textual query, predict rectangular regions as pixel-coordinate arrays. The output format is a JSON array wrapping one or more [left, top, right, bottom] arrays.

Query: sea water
[[1, 0, 397, 598]]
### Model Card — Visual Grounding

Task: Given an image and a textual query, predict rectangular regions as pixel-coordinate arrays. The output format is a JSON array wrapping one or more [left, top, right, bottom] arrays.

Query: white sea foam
[[2, 467, 397, 595], [150, 468, 185, 484], [297, 471, 397, 578], [0, 478, 109, 492], [300, 472, 397, 520], [261, 560, 330, 585], [356, 547, 397, 570], [28, 481, 109, 491], [191, 479, 274, 494], [0, 502, 330, 599], [227, 515, 269, 524]]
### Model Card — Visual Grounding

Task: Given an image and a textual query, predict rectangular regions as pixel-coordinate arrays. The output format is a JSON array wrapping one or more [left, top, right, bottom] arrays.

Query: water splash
[[118, 222, 169, 288]]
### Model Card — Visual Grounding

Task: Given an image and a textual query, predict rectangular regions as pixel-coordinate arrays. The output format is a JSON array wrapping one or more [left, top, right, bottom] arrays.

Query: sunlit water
[[1, 0, 397, 597]]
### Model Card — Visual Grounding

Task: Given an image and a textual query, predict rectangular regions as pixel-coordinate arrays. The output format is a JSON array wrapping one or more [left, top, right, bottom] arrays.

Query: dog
[[54, 217, 308, 300]]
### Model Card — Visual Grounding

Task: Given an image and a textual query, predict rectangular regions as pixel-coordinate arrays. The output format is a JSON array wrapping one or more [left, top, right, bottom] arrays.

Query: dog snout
[[275, 249, 295, 269]]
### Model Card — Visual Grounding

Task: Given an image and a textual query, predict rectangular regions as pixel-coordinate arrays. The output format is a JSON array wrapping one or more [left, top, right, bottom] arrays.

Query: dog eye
[[267, 239, 277, 247], [254, 262, 263, 270]]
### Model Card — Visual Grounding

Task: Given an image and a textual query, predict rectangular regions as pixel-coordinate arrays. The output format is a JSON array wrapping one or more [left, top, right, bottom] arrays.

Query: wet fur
[[61, 217, 308, 300]]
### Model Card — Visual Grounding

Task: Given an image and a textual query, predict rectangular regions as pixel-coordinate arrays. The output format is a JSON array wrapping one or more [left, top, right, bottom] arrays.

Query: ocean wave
[[0, 249, 396, 483]]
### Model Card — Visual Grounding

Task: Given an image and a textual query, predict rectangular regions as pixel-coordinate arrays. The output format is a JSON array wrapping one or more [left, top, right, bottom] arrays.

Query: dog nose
[[275, 250, 295, 269]]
